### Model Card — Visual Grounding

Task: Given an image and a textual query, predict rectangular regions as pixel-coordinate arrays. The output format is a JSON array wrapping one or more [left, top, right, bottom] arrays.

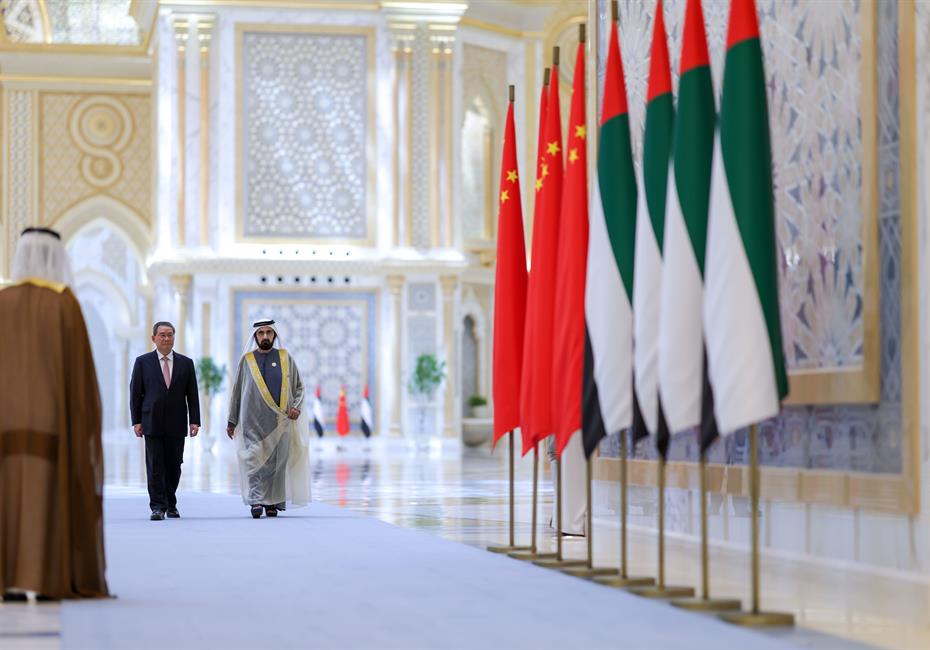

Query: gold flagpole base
[[560, 566, 619, 578], [671, 596, 742, 612], [628, 584, 695, 599], [487, 545, 533, 554], [532, 558, 588, 569], [592, 574, 655, 588], [719, 611, 795, 627], [507, 550, 558, 561]]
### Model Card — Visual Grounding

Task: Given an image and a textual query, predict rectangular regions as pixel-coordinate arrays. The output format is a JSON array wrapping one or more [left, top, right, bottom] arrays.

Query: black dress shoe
[[151, 510, 165, 521], [2, 591, 28, 602], [166, 508, 180, 518]]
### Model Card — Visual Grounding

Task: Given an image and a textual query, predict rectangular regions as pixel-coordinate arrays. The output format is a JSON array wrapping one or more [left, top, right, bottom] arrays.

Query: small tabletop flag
[[336, 386, 350, 437]]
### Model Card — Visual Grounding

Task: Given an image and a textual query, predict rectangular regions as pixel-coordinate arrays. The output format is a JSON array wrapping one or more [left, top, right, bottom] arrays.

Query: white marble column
[[387, 274, 405, 436], [170, 274, 192, 355], [440, 275, 459, 438]]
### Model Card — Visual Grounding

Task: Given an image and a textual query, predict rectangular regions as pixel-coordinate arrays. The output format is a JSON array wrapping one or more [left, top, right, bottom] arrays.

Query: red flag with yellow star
[[519, 69, 550, 454], [492, 90, 527, 446], [336, 386, 350, 437], [522, 52, 564, 453], [552, 34, 588, 456]]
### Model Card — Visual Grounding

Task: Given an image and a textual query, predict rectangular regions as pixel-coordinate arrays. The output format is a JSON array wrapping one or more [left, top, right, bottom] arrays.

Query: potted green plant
[[196, 356, 226, 453], [408, 353, 446, 446], [467, 394, 489, 419]]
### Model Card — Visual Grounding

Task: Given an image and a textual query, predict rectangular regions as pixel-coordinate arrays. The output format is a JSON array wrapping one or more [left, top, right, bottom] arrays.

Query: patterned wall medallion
[[40, 92, 152, 225], [239, 27, 373, 242], [233, 290, 377, 429]]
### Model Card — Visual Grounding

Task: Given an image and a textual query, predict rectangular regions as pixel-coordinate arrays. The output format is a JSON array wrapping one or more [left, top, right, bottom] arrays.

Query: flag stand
[[533, 455, 586, 569], [628, 458, 694, 599], [509, 444, 558, 561], [594, 432, 654, 587], [671, 450, 741, 611], [488, 431, 532, 554], [561, 456, 619, 577], [719, 424, 794, 626]]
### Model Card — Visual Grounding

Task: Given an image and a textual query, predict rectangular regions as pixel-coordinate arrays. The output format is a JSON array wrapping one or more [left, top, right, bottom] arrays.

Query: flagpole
[[671, 448, 740, 611], [534, 450, 586, 569], [487, 429, 531, 553], [629, 456, 694, 599], [509, 442, 558, 561], [594, 431, 653, 587], [562, 455, 618, 578], [720, 424, 794, 626]]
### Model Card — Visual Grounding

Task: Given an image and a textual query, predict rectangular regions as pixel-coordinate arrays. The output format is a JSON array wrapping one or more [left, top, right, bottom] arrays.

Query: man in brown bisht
[[0, 227, 109, 601]]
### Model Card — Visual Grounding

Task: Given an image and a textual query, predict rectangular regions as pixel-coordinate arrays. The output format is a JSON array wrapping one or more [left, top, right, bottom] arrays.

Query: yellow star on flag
[[547, 141, 560, 157], [536, 178, 543, 191], [575, 124, 586, 140], [541, 163, 549, 178], [569, 148, 579, 163], [500, 189, 510, 203], [506, 169, 518, 183]]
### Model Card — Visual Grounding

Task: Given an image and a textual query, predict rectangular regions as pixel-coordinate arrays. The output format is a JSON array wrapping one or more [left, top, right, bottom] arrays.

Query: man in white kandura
[[226, 319, 311, 518]]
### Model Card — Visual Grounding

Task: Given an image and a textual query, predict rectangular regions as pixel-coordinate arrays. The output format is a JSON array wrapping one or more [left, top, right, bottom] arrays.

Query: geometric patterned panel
[[233, 290, 377, 428], [241, 30, 370, 240], [612, 0, 866, 373], [40, 92, 152, 225]]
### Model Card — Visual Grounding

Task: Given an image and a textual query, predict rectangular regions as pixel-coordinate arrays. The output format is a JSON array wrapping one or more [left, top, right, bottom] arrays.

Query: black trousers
[[144, 435, 186, 511]]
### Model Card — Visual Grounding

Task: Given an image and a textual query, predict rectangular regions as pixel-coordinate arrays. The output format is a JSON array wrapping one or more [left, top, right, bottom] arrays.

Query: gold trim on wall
[[0, 74, 152, 88], [234, 23, 377, 246], [428, 37, 441, 248], [898, 0, 919, 515], [443, 43, 453, 248], [784, 1, 880, 405], [198, 18, 214, 247], [391, 43, 401, 247], [175, 19, 189, 247], [404, 46, 414, 247]]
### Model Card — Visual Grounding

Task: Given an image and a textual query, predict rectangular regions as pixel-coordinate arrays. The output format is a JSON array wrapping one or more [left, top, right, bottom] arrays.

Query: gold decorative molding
[[197, 17, 215, 247], [0, 74, 152, 88], [899, 0, 920, 515], [175, 19, 190, 247], [161, 0, 379, 7]]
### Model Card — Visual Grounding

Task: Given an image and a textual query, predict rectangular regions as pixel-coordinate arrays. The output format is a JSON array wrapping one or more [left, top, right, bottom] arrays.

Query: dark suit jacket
[[130, 350, 201, 437]]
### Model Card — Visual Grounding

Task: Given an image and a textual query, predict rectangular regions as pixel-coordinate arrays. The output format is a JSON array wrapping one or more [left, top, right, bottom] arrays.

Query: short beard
[[257, 339, 274, 351]]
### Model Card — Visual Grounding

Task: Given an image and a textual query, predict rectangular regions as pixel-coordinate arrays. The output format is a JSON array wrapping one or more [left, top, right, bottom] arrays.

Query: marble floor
[[2, 433, 928, 649]]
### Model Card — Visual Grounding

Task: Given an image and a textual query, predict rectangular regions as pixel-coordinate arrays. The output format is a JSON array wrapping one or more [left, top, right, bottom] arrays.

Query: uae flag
[[312, 385, 325, 438], [704, 0, 788, 434], [657, 0, 720, 450], [336, 386, 350, 437], [552, 36, 588, 457], [521, 55, 564, 453], [519, 68, 549, 454], [632, 0, 674, 458], [492, 90, 527, 447], [360, 384, 373, 438], [583, 13, 636, 458]]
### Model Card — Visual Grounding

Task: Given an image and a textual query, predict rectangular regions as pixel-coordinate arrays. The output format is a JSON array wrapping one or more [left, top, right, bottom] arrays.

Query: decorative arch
[[459, 286, 489, 407], [51, 194, 151, 269]]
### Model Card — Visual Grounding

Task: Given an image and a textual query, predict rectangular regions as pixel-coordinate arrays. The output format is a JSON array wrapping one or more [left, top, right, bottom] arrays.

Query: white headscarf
[[239, 317, 283, 359], [11, 228, 74, 286]]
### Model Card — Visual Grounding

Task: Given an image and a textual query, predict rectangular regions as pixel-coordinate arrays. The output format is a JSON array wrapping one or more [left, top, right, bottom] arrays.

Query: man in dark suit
[[130, 322, 200, 520]]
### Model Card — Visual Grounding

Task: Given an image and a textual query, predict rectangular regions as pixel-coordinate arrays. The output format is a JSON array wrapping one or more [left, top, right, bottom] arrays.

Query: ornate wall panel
[[460, 43, 507, 243], [237, 26, 374, 243], [409, 26, 431, 250], [233, 289, 377, 427], [5, 90, 35, 270], [595, 1, 908, 488], [39, 92, 152, 225]]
